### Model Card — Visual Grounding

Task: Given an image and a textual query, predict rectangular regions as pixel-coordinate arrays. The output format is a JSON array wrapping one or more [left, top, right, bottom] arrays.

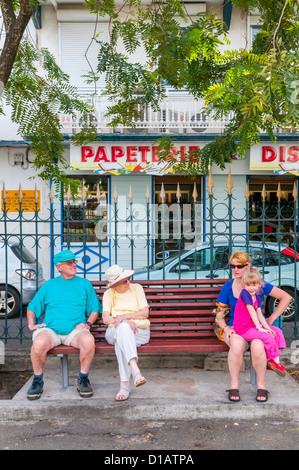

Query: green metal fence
[[0, 172, 298, 345]]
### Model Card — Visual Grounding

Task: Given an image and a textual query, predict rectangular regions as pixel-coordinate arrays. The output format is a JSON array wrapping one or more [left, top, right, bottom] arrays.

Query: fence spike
[[96, 183, 101, 203], [81, 180, 87, 203], [293, 181, 298, 200], [66, 184, 72, 204], [192, 182, 198, 201], [277, 182, 282, 201], [34, 184, 39, 203], [113, 185, 118, 204], [244, 182, 250, 201], [261, 184, 266, 202], [145, 183, 151, 203], [176, 183, 181, 202], [226, 167, 233, 195], [207, 169, 214, 195], [49, 185, 54, 204], [128, 185, 133, 203], [160, 183, 166, 203], [2, 183, 7, 201], [18, 184, 23, 203]]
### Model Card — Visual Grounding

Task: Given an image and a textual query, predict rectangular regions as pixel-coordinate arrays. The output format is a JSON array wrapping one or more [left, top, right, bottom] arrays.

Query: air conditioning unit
[[190, 113, 208, 133], [123, 128, 148, 134]]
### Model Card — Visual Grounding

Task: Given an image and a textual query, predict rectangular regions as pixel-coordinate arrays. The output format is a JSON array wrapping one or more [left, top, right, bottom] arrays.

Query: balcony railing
[[59, 89, 234, 134]]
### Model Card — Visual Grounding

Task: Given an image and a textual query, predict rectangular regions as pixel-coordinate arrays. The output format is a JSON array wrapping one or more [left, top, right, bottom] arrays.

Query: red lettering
[[279, 146, 286, 162], [262, 146, 277, 162], [127, 146, 138, 162], [171, 146, 178, 160], [81, 146, 94, 162], [287, 146, 299, 163], [139, 146, 151, 163], [94, 146, 110, 162], [152, 146, 159, 162], [111, 146, 125, 162], [180, 146, 187, 161], [189, 146, 200, 163]]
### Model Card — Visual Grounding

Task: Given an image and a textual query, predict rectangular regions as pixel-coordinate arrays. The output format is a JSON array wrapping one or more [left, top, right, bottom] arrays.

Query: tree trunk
[[0, 0, 33, 87]]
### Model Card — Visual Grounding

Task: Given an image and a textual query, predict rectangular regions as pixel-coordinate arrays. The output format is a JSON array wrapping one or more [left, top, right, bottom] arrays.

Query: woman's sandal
[[226, 389, 240, 402], [115, 386, 131, 401], [256, 388, 270, 402], [133, 372, 146, 388]]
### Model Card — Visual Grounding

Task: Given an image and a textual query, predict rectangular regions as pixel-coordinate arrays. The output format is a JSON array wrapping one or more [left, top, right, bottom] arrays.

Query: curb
[[1, 398, 299, 423]]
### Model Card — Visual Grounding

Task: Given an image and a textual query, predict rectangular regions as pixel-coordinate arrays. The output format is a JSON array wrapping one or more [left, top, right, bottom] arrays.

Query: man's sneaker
[[77, 376, 93, 398], [27, 377, 44, 400]]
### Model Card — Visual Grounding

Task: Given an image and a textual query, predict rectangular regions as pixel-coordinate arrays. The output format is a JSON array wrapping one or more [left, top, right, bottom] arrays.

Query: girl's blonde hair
[[241, 266, 263, 286], [229, 250, 251, 266]]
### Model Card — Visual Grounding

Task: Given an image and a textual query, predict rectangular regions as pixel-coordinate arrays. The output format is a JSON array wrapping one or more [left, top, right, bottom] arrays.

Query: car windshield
[[10, 245, 36, 264]]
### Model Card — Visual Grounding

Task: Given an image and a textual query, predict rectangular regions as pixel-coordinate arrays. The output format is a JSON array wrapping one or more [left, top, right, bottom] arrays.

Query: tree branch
[[272, 0, 288, 55]]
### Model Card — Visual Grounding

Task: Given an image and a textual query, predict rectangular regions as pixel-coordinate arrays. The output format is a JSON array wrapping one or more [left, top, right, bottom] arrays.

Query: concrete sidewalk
[[1, 350, 299, 424]]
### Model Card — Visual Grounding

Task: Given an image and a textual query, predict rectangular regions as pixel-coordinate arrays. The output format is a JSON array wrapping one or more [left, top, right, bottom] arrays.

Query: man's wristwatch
[[86, 321, 92, 327]]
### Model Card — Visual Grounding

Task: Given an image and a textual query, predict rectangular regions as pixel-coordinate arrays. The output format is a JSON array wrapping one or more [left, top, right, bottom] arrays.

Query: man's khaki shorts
[[32, 327, 87, 347]]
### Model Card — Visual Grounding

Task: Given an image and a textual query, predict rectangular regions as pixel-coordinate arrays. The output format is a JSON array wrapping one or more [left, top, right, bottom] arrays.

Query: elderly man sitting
[[26, 250, 101, 400]]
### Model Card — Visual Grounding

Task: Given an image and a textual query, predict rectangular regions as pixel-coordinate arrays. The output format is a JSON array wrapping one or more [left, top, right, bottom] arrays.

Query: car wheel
[[0, 286, 20, 319], [266, 287, 298, 322]]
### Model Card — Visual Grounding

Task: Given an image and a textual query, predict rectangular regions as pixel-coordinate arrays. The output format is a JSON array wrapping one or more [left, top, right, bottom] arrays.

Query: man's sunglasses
[[229, 263, 248, 270]]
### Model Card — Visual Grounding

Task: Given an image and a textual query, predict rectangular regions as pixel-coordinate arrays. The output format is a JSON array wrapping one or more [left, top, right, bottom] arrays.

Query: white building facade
[[0, 0, 298, 282]]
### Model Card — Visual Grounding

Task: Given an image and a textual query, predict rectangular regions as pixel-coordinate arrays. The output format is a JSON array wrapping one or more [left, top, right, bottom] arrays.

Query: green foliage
[[94, 0, 299, 175], [2, 37, 98, 197], [96, 42, 163, 127], [2, 0, 298, 186]]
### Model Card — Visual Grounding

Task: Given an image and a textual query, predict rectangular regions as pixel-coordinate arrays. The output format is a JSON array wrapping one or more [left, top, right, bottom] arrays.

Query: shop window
[[248, 179, 297, 244], [154, 176, 201, 259], [63, 176, 108, 243]]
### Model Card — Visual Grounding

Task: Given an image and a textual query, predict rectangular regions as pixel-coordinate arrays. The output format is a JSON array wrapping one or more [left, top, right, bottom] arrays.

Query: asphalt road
[[1, 417, 299, 451]]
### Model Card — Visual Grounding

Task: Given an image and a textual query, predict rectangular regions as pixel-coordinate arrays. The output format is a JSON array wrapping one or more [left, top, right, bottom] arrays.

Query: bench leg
[[250, 358, 257, 389], [57, 354, 69, 388]]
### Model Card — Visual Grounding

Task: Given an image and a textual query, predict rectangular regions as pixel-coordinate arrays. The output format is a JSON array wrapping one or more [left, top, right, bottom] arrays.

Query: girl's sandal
[[226, 389, 240, 402], [256, 388, 270, 402]]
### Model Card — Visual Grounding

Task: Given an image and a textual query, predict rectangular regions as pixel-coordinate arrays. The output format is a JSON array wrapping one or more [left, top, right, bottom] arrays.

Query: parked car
[[133, 241, 299, 321], [0, 243, 45, 319]]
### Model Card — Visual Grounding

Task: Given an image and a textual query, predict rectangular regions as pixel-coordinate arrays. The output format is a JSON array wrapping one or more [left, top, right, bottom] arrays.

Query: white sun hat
[[105, 264, 135, 288]]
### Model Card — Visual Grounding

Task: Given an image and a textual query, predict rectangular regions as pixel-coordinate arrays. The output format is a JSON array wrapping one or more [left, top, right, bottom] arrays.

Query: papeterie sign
[[70, 142, 203, 174]]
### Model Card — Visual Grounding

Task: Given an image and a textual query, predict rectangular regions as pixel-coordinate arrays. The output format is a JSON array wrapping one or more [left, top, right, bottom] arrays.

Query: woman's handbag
[[212, 302, 231, 342]]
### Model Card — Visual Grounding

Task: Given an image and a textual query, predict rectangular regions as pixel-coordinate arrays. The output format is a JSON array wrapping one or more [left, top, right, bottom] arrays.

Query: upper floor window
[[60, 22, 109, 92]]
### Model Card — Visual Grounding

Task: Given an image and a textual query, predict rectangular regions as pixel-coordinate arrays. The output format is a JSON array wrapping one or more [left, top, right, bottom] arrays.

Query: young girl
[[233, 267, 286, 377]]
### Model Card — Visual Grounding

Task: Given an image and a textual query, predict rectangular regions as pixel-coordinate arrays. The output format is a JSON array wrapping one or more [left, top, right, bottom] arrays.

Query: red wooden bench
[[48, 279, 229, 388]]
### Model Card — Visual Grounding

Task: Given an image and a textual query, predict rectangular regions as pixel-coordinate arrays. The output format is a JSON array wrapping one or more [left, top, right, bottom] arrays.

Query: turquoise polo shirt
[[28, 276, 101, 335]]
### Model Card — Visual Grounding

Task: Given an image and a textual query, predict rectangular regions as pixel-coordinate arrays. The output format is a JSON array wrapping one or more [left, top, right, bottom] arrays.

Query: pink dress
[[233, 289, 286, 360]]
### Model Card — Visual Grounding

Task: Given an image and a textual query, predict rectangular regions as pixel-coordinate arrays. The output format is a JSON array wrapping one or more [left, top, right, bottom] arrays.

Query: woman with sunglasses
[[102, 265, 150, 402], [215, 250, 291, 403]]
